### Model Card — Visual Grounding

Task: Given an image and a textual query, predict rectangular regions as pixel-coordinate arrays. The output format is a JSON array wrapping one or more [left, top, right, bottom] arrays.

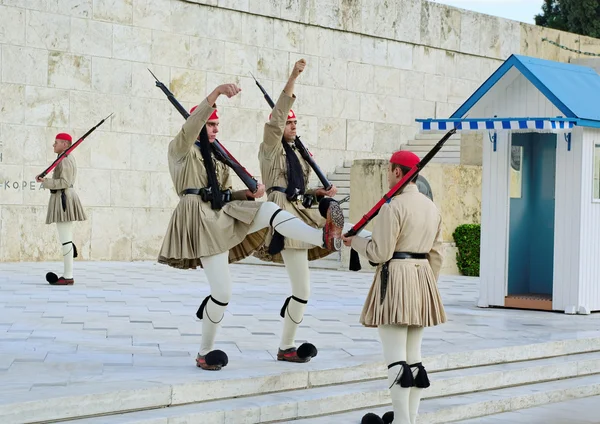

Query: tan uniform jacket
[[351, 184, 444, 281], [42, 154, 86, 224], [157, 98, 266, 269], [255, 91, 329, 263]]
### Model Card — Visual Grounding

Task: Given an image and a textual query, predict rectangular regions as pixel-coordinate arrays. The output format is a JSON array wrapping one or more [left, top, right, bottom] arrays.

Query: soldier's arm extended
[[170, 84, 240, 162], [169, 98, 215, 162], [350, 203, 399, 264], [261, 60, 304, 152]]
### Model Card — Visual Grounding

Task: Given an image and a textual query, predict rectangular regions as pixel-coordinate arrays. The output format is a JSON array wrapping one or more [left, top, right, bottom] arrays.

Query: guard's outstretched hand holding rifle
[[149, 69, 258, 193], [36, 113, 113, 180], [250, 72, 333, 191], [345, 128, 457, 271]]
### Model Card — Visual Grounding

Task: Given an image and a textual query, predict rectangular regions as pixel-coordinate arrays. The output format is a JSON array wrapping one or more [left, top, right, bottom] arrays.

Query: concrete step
[[404, 145, 461, 153], [450, 394, 600, 423], [414, 132, 462, 141], [407, 138, 461, 146], [62, 351, 600, 424], [326, 179, 350, 188], [334, 166, 351, 174], [281, 375, 600, 424], [9, 338, 600, 424], [328, 173, 350, 182]]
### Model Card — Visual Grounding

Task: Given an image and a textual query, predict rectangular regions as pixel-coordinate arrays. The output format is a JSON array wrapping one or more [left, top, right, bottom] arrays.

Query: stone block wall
[[0, 0, 598, 261]]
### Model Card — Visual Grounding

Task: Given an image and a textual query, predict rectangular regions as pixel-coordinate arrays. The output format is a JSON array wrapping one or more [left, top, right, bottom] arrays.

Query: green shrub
[[452, 224, 480, 277]]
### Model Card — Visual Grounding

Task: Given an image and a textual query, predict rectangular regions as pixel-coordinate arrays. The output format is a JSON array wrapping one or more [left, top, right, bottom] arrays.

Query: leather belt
[[182, 188, 203, 195], [380, 251, 428, 305], [267, 186, 304, 202], [391, 252, 427, 260]]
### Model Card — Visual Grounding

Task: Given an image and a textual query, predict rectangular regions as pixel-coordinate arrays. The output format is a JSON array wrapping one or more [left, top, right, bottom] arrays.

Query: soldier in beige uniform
[[255, 59, 347, 363], [157, 83, 344, 371], [36, 133, 87, 286], [342, 150, 446, 424]]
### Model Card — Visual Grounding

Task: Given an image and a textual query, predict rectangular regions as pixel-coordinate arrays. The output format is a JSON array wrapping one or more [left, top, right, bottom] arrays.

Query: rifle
[[149, 69, 258, 193], [250, 72, 333, 191], [36, 113, 113, 179], [345, 129, 456, 238]]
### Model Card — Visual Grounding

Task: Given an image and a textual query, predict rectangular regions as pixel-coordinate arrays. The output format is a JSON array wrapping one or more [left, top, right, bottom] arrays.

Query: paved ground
[[2, 260, 600, 423]]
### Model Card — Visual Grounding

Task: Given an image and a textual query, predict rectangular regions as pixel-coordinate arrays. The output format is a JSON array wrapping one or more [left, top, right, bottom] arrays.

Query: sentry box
[[418, 54, 600, 315]]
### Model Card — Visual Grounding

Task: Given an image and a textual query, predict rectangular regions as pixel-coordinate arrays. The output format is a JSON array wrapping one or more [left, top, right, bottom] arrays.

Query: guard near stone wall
[[254, 59, 345, 363], [155, 82, 344, 371], [343, 150, 447, 424], [37, 133, 87, 286]]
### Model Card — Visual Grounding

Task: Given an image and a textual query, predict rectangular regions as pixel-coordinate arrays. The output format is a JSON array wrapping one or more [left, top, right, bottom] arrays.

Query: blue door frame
[[508, 133, 556, 296]]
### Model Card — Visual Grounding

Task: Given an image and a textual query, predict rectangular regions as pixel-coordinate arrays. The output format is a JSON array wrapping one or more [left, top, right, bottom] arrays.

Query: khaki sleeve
[[231, 189, 251, 201], [261, 91, 295, 156], [41, 159, 74, 190], [350, 203, 399, 264], [221, 165, 250, 201], [427, 215, 444, 281], [169, 98, 215, 162]]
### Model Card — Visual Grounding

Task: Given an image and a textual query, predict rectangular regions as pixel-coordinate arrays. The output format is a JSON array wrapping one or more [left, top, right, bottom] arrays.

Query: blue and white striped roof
[[417, 117, 576, 133]]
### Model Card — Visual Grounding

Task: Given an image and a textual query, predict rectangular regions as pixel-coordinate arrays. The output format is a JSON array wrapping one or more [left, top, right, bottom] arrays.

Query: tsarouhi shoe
[[277, 343, 318, 363], [46, 272, 74, 285], [196, 350, 228, 371]]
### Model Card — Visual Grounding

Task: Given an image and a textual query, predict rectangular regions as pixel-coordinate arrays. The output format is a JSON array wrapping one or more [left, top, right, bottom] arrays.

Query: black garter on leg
[[62, 241, 78, 258], [196, 295, 228, 321], [268, 209, 285, 255], [410, 362, 431, 388]]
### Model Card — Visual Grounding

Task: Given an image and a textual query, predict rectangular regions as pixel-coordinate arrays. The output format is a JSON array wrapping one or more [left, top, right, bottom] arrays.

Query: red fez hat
[[268, 109, 296, 121], [55, 133, 72, 142], [190, 105, 219, 121], [390, 150, 420, 168]]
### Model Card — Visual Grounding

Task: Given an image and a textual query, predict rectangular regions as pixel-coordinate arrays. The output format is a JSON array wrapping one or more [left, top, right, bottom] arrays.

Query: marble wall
[[0, 0, 598, 262]]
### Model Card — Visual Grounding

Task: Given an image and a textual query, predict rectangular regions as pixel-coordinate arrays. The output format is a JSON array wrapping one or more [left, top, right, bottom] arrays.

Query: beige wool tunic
[[352, 184, 447, 328], [41, 154, 86, 224], [157, 98, 267, 270], [253, 91, 329, 263]]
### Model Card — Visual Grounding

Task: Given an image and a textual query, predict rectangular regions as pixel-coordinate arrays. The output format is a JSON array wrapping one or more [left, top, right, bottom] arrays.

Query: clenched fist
[[218, 83, 242, 98], [291, 59, 306, 78]]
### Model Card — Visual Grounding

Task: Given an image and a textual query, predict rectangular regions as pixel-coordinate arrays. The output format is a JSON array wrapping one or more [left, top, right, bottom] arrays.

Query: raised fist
[[291, 59, 306, 78], [218, 83, 241, 98]]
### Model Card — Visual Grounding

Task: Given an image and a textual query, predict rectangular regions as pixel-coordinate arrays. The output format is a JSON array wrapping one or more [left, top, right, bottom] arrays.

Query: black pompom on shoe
[[382, 411, 394, 424], [196, 350, 228, 370], [297, 342, 318, 360], [46, 272, 58, 284], [361, 413, 384, 424]]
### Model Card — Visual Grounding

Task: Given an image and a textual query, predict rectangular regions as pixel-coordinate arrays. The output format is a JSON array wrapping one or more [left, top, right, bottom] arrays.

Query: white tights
[[276, 225, 371, 350], [56, 222, 74, 279], [378, 325, 425, 424], [279, 249, 310, 350], [199, 202, 330, 355]]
